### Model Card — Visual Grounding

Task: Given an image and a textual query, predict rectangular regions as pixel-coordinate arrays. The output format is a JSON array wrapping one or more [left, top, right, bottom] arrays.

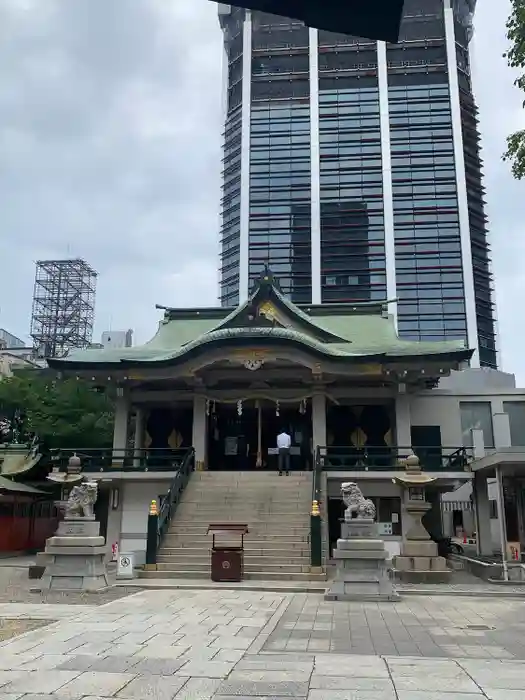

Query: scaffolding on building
[[30, 259, 97, 359]]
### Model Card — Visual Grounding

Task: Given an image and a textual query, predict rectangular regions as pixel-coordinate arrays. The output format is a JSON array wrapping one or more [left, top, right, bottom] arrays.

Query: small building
[[46, 270, 481, 568]]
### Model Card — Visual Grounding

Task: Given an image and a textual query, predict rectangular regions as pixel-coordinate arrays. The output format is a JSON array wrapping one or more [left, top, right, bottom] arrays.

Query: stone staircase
[[141, 470, 324, 581]]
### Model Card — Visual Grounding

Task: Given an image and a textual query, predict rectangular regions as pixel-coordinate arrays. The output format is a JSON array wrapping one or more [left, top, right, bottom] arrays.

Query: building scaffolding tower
[[30, 259, 97, 359]]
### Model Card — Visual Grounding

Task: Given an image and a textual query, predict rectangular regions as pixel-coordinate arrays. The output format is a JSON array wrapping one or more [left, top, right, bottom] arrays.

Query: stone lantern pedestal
[[392, 453, 451, 583]]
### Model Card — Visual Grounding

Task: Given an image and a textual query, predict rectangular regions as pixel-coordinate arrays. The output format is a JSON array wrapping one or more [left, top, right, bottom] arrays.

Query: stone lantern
[[392, 452, 451, 583]]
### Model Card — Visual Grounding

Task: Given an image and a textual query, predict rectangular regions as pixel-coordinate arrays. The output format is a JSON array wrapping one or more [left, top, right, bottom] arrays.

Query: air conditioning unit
[[209, 0, 405, 43]]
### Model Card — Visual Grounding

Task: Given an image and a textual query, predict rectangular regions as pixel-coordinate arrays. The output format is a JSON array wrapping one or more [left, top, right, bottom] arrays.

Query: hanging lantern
[[211, 0, 405, 44], [206, 399, 210, 416], [237, 400, 243, 416], [212, 400, 216, 414], [275, 400, 280, 417], [299, 399, 306, 415]]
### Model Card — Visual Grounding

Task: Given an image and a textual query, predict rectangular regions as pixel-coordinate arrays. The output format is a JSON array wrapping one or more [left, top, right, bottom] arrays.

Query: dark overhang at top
[[212, 0, 405, 43]]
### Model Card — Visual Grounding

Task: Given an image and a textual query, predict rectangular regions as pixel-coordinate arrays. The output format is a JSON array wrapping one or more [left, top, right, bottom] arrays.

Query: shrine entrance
[[206, 399, 312, 471]]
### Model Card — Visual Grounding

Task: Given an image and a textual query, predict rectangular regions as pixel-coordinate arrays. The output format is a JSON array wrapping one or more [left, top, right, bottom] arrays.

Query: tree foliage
[[0, 371, 114, 449], [504, 0, 525, 179]]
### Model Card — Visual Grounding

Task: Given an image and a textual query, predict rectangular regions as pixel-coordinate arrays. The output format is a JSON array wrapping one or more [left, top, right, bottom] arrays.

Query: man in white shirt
[[277, 430, 292, 475]]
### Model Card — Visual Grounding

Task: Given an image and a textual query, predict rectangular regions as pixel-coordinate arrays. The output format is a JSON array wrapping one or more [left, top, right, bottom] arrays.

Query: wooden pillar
[[192, 394, 207, 470]]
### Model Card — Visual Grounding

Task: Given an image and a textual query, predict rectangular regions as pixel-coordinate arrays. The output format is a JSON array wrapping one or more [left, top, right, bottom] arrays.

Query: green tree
[[504, 0, 525, 179], [0, 371, 114, 449]]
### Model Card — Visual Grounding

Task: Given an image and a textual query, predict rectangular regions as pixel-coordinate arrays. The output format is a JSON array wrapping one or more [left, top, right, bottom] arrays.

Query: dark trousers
[[278, 447, 290, 474]]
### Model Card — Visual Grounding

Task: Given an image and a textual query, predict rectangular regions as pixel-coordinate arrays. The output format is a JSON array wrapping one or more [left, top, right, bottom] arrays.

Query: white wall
[[120, 481, 168, 565], [408, 369, 525, 448], [410, 395, 463, 446]]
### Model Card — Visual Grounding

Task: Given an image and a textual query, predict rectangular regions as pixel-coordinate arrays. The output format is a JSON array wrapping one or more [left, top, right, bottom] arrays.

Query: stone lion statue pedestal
[[325, 482, 399, 602], [35, 479, 109, 592]]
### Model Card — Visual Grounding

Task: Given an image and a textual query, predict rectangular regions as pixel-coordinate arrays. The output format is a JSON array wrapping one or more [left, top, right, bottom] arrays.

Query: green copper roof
[[48, 269, 472, 370]]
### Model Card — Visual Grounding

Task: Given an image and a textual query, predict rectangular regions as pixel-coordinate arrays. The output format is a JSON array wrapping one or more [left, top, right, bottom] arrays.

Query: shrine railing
[[50, 447, 191, 473], [316, 445, 472, 472], [145, 447, 195, 568]]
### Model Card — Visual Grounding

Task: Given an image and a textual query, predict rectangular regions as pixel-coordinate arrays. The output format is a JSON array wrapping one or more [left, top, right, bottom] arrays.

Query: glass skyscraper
[[218, 0, 496, 368]]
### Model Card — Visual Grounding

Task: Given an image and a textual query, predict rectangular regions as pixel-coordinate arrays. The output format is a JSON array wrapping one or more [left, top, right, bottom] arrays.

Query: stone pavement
[[0, 589, 524, 698]]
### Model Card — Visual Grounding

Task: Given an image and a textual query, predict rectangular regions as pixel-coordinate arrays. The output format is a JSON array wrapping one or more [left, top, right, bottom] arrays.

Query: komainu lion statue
[[341, 482, 376, 520], [65, 480, 98, 518]]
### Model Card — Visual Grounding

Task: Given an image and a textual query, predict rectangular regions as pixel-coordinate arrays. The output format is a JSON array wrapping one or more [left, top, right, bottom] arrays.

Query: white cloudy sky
[[0, 1, 523, 380]]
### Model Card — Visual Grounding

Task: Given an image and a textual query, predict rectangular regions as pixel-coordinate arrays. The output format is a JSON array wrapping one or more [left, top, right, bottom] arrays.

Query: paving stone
[[0, 653, 43, 671], [0, 675, 24, 691], [134, 644, 190, 659], [392, 675, 481, 693], [56, 655, 97, 671], [18, 655, 71, 671], [117, 675, 187, 700], [215, 697, 307, 700], [310, 675, 395, 691], [483, 691, 525, 700], [228, 670, 311, 682], [387, 662, 469, 678], [210, 636, 253, 651], [396, 693, 485, 700], [213, 648, 244, 663], [237, 659, 313, 672], [0, 695, 24, 700], [216, 680, 309, 696], [172, 677, 221, 699], [308, 691, 396, 700], [131, 658, 186, 676], [3, 670, 80, 694], [56, 671, 136, 698], [313, 663, 389, 678], [176, 661, 236, 679], [88, 656, 142, 673]]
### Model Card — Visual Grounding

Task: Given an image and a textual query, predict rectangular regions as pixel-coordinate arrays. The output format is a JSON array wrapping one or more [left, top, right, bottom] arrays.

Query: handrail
[[310, 446, 323, 569], [145, 447, 194, 568], [50, 447, 190, 472], [316, 445, 472, 471]]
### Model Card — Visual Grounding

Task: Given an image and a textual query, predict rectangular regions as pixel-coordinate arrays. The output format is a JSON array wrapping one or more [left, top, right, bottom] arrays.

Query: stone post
[[473, 472, 493, 556]]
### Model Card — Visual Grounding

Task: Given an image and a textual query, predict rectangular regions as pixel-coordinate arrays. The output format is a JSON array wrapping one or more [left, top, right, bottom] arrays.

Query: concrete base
[[324, 519, 399, 602], [394, 569, 451, 584], [393, 539, 451, 583], [35, 517, 109, 592]]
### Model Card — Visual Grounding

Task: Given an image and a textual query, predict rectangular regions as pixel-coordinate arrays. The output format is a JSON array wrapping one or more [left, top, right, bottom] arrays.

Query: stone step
[[140, 570, 326, 581], [156, 553, 308, 565], [163, 534, 310, 544], [177, 500, 310, 507], [181, 493, 312, 500], [158, 546, 311, 557], [171, 517, 309, 524], [157, 559, 310, 575], [192, 472, 311, 478], [167, 528, 310, 537]]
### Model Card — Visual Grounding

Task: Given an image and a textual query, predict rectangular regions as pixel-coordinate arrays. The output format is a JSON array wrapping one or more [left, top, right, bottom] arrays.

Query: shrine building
[[46, 271, 525, 577]]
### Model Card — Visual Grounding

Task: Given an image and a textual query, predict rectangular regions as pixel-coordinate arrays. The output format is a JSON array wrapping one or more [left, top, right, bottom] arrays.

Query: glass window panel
[[503, 402, 525, 447], [460, 402, 495, 449]]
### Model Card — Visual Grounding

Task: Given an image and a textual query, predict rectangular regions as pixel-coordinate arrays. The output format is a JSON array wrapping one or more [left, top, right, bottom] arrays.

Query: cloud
[[0, 1, 523, 385], [0, 0, 223, 345], [472, 0, 524, 380]]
